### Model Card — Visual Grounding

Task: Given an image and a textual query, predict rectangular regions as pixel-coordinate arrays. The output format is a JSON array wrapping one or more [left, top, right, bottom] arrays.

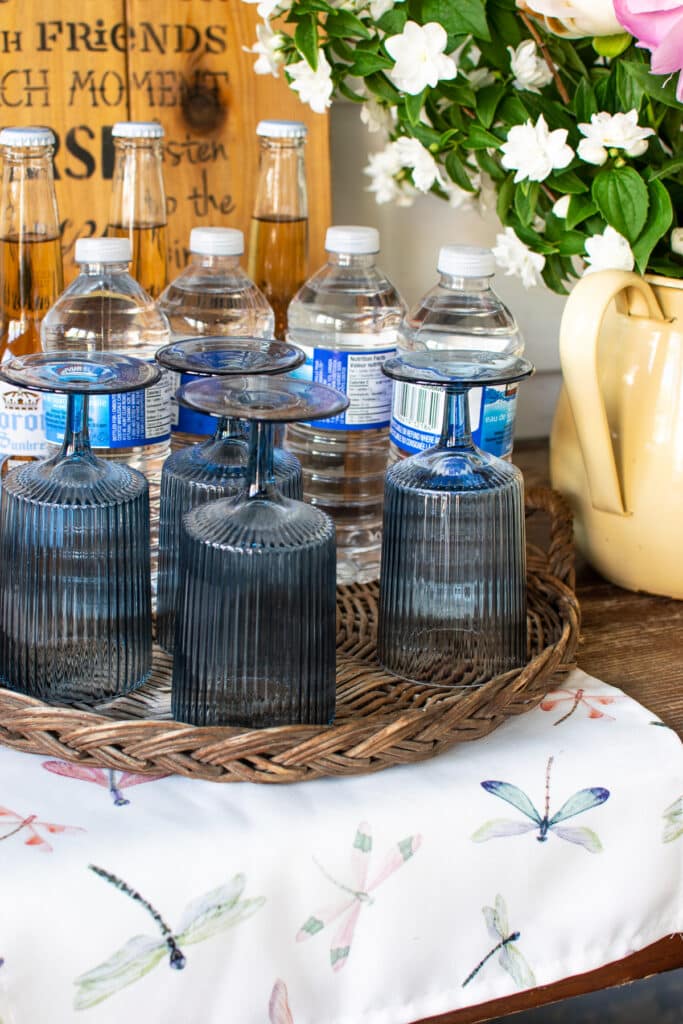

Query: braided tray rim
[[0, 487, 579, 784]]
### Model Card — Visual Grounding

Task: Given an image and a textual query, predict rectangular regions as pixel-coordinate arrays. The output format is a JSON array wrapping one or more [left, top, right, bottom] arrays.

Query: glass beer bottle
[[0, 126, 63, 464], [248, 120, 308, 340], [108, 121, 168, 299]]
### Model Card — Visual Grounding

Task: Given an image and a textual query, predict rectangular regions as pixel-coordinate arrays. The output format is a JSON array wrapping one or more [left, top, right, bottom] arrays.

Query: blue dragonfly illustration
[[472, 756, 609, 853], [463, 895, 535, 990]]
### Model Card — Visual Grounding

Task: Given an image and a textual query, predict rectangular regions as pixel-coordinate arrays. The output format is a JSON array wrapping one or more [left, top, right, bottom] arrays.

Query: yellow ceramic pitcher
[[550, 270, 683, 599]]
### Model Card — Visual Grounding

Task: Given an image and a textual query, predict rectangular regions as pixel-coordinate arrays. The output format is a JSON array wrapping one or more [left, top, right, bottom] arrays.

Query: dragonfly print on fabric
[[42, 760, 169, 807], [539, 688, 618, 725], [297, 820, 421, 972], [74, 864, 265, 1010], [463, 894, 535, 990], [663, 797, 683, 843], [472, 756, 610, 853], [0, 803, 84, 852], [269, 979, 294, 1024]]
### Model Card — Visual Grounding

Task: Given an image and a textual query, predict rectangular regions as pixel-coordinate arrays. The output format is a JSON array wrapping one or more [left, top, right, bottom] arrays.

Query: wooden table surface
[[415, 440, 683, 1024]]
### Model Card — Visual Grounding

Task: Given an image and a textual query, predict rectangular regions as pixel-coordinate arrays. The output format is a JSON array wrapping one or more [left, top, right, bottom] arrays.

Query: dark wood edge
[[412, 935, 683, 1024]]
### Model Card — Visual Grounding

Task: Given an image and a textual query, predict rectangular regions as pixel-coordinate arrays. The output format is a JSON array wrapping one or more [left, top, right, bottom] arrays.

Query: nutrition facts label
[[294, 344, 397, 430]]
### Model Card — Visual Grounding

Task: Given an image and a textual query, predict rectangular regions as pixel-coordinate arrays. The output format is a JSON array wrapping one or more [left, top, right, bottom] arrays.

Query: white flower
[[385, 21, 457, 95], [393, 136, 441, 192], [364, 144, 405, 204], [493, 227, 546, 288], [243, 22, 285, 77], [500, 114, 574, 183], [369, 0, 394, 17], [443, 179, 477, 210], [360, 98, 396, 135], [515, 0, 622, 38], [584, 226, 634, 274], [508, 40, 554, 94], [552, 194, 571, 218], [671, 228, 683, 256], [468, 67, 496, 90], [577, 110, 655, 166], [242, 0, 291, 18], [287, 50, 333, 114]]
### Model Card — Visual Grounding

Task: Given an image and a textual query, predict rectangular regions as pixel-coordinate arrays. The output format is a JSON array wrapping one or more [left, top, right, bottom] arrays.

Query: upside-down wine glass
[[0, 351, 158, 703], [172, 375, 348, 727], [378, 350, 535, 687], [155, 336, 304, 653]]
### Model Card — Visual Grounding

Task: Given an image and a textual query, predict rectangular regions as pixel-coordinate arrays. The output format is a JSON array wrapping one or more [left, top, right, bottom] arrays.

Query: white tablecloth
[[0, 668, 681, 1024]]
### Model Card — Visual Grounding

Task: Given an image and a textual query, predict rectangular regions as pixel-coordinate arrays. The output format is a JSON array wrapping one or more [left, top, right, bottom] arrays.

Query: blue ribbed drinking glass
[[172, 375, 348, 727], [378, 350, 534, 687], [0, 352, 158, 703], [155, 337, 305, 653]]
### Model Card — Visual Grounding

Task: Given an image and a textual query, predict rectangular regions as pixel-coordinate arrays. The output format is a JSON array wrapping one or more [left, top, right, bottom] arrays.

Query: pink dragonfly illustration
[[297, 820, 421, 971], [42, 760, 168, 807], [0, 803, 84, 852], [539, 688, 617, 725], [269, 980, 294, 1024]]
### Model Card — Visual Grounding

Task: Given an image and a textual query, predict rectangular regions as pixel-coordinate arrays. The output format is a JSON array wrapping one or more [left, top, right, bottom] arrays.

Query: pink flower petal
[[650, 16, 683, 74], [614, 0, 683, 46]]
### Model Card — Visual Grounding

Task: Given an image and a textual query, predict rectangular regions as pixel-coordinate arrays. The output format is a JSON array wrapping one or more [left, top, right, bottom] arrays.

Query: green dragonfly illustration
[[663, 796, 683, 843], [74, 864, 265, 1010], [463, 894, 535, 990]]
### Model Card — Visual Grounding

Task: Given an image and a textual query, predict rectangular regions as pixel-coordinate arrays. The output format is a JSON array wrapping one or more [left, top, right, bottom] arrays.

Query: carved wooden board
[[0, 0, 331, 280]]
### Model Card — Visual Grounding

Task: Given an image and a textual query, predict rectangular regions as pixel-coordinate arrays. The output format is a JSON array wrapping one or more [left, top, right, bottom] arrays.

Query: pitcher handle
[[559, 270, 666, 516]]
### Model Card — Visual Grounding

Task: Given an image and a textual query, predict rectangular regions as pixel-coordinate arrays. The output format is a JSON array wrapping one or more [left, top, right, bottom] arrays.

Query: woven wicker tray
[[0, 487, 579, 783]]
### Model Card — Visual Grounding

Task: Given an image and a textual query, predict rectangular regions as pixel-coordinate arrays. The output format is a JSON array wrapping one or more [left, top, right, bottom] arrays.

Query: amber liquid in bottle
[[248, 215, 307, 340], [107, 223, 168, 300], [0, 235, 64, 464]]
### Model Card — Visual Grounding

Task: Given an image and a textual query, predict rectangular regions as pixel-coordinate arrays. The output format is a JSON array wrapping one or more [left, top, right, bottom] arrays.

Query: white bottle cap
[[112, 121, 165, 140], [256, 120, 307, 139], [325, 226, 380, 255], [189, 227, 244, 256], [0, 126, 55, 148], [437, 245, 496, 277], [75, 237, 132, 264]]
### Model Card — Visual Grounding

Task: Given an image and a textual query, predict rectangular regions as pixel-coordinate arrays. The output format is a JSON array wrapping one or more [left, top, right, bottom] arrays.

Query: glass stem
[[247, 421, 275, 498], [214, 416, 245, 442], [439, 387, 474, 450], [61, 393, 95, 460]]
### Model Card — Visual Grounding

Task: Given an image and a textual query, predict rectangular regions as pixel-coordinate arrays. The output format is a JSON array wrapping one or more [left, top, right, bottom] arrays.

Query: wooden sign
[[0, 0, 331, 279]]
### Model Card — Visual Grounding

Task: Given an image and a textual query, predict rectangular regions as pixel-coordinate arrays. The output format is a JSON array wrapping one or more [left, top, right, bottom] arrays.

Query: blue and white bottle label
[[390, 382, 519, 459], [291, 341, 397, 430], [0, 380, 47, 458], [44, 372, 171, 448], [169, 371, 218, 439]]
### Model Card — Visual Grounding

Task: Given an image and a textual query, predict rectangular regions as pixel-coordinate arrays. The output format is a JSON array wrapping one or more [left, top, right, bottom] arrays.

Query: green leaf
[[463, 125, 501, 150], [420, 0, 489, 40], [615, 60, 645, 114], [593, 32, 632, 58], [497, 94, 529, 126], [550, 170, 588, 195], [350, 51, 394, 76], [632, 179, 674, 274], [475, 149, 507, 182], [286, 0, 331, 14], [445, 150, 477, 192], [476, 84, 506, 130], [572, 79, 598, 124], [592, 166, 649, 243], [294, 16, 318, 69], [377, 6, 408, 35], [620, 62, 682, 110], [556, 230, 589, 256], [566, 194, 598, 231], [404, 89, 426, 125], [541, 253, 570, 295], [365, 72, 402, 104], [337, 79, 366, 103], [496, 173, 515, 222], [649, 156, 683, 183], [514, 181, 539, 227], [511, 219, 558, 255], [325, 10, 372, 39]]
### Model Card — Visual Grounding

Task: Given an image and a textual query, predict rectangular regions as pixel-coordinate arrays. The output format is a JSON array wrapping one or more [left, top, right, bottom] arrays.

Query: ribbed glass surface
[[172, 492, 336, 727], [0, 455, 152, 702], [156, 434, 302, 652], [378, 450, 526, 686]]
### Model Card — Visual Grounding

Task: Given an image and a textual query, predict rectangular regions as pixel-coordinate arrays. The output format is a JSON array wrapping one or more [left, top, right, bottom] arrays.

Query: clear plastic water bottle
[[41, 237, 171, 576], [157, 226, 275, 448], [286, 225, 406, 584], [389, 246, 524, 463]]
